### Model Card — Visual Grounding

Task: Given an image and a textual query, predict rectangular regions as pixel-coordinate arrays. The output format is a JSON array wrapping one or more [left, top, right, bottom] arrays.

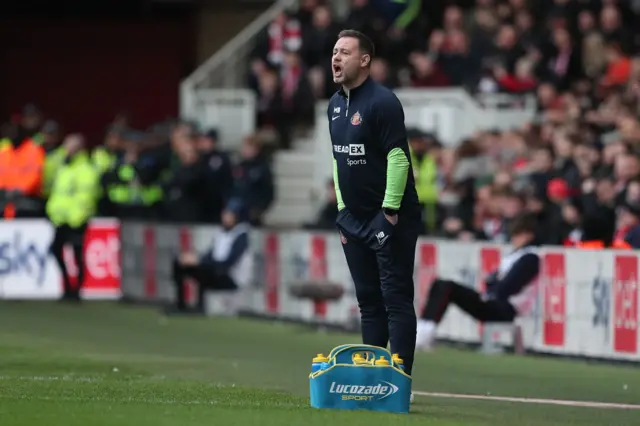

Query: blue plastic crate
[[309, 344, 411, 414]]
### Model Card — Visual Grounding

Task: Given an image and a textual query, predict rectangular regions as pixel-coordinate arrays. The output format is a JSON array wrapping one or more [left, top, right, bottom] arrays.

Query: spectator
[[168, 199, 251, 315], [560, 199, 585, 246], [255, 65, 287, 143], [195, 129, 234, 223], [600, 41, 631, 89], [162, 126, 208, 223], [614, 202, 640, 248], [252, 12, 302, 67], [409, 53, 449, 88], [492, 25, 524, 74], [280, 49, 315, 133], [494, 57, 537, 93], [370, 57, 397, 88], [541, 27, 582, 92], [302, 5, 339, 70], [231, 135, 275, 226], [440, 30, 480, 86], [492, 188, 526, 243]]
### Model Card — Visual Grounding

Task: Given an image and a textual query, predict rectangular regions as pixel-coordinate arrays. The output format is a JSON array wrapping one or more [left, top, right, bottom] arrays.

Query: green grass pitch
[[0, 302, 638, 426]]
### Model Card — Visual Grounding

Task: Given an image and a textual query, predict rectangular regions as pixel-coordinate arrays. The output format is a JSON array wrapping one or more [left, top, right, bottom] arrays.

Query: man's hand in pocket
[[384, 212, 398, 225]]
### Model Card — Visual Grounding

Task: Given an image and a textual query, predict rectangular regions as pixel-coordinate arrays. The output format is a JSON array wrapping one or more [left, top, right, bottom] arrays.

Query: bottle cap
[[375, 356, 390, 366], [392, 353, 404, 364], [313, 353, 328, 363]]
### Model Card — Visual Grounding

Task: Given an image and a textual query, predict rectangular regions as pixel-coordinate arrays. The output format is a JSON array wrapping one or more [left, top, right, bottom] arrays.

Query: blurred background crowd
[[0, 108, 274, 226], [3, 0, 640, 248]]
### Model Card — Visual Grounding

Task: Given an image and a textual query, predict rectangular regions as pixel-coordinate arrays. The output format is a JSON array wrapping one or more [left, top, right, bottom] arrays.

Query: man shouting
[[327, 29, 421, 375]]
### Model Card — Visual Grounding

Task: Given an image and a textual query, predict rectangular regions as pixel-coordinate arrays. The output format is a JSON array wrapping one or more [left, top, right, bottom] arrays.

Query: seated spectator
[[280, 49, 315, 136], [167, 200, 251, 315], [409, 53, 449, 87], [559, 199, 585, 246], [255, 65, 286, 142], [600, 41, 631, 89], [370, 57, 397, 88], [301, 4, 339, 70], [417, 214, 540, 351], [251, 11, 302, 68], [231, 135, 275, 226], [494, 58, 537, 93], [618, 202, 640, 248]]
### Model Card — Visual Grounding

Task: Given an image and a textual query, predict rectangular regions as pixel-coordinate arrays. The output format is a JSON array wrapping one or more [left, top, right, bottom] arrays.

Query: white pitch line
[[413, 391, 640, 410]]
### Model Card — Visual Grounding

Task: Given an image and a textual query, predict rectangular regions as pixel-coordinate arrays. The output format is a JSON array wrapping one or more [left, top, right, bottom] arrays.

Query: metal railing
[[180, 0, 297, 121]]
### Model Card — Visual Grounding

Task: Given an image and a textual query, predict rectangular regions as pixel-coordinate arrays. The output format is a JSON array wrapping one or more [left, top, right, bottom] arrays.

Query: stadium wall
[[0, 219, 638, 362]]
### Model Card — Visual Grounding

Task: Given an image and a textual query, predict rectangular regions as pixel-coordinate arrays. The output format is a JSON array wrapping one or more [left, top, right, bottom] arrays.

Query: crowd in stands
[[3, 0, 640, 251], [0, 106, 275, 227], [292, 0, 640, 248]]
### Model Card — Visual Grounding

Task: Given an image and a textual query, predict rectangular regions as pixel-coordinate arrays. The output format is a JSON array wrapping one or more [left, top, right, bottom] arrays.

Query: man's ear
[[361, 54, 371, 67]]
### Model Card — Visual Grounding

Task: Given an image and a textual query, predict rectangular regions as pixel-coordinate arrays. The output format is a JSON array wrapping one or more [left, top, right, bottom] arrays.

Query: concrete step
[[273, 152, 315, 178], [264, 203, 317, 226]]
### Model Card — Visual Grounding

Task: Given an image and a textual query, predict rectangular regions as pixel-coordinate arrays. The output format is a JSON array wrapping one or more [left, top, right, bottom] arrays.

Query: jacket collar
[[338, 76, 372, 99]]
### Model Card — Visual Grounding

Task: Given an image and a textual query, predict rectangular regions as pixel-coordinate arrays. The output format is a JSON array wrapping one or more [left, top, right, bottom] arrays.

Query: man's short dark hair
[[337, 29, 375, 65], [509, 213, 538, 237]]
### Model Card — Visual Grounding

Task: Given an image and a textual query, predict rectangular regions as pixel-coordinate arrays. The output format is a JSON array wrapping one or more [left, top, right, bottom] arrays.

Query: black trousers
[[49, 224, 87, 298], [421, 278, 517, 323], [337, 209, 420, 375], [172, 259, 237, 310]]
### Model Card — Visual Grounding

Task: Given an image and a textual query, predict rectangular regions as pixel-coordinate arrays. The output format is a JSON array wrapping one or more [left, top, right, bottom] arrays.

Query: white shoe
[[410, 392, 415, 403], [416, 320, 436, 351]]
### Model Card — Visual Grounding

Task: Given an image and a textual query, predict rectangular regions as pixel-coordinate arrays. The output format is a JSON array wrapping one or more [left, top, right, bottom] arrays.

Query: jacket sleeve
[[489, 253, 540, 300], [375, 94, 410, 210], [210, 232, 249, 272]]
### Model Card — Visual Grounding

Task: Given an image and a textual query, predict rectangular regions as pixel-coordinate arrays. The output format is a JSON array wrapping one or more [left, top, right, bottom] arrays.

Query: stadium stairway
[[264, 136, 321, 227]]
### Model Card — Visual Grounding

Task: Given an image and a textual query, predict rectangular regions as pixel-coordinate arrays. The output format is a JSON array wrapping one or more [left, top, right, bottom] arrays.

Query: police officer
[[93, 125, 123, 175], [100, 131, 163, 219], [328, 30, 421, 375], [47, 134, 100, 301]]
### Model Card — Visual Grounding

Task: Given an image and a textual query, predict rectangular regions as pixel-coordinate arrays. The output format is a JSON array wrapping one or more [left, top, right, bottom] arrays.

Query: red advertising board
[[478, 247, 501, 337], [264, 233, 280, 314], [416, 243, 437, 316], [179, 227, 197, 306], [613, 255, 638, 354], [309, 235, 328, 317], [64, 219, 121, 298], [543, 253, 566, 347]]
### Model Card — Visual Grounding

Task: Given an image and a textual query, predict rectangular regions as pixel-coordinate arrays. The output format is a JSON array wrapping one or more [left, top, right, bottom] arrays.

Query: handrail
[[181, 0, 297, 89]]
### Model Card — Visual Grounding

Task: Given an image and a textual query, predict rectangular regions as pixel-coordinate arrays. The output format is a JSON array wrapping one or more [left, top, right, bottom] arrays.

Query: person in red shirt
[[494, 58, 537, 93]]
